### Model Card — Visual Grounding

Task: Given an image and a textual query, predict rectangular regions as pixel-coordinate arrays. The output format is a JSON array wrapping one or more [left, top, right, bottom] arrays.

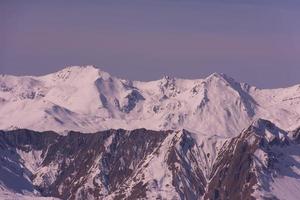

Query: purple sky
[[1, 0, 300, 88]]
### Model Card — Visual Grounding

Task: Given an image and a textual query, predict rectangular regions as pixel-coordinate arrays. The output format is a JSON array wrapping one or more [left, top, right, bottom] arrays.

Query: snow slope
[[0, 65, 299, 137]]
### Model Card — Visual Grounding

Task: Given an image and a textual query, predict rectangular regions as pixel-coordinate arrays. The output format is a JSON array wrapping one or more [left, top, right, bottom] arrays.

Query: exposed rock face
[[204, 119, 296, 200], [204, 132, 258, 200], [1, 119, 300, 200], [0, 129, 207, 199]]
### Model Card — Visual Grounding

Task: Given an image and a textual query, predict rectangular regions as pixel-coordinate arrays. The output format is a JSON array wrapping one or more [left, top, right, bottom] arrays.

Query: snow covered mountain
[[1, 65, 300, 199], [0, 65, 300, 137], [0, 119, 300, 200]]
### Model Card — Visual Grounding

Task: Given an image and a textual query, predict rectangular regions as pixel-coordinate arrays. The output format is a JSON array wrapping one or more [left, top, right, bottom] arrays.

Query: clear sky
[[1, 0, 300, 88]]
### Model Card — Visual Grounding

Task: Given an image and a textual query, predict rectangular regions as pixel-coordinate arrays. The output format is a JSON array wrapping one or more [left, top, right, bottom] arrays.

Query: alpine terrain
[[0, 65, 300, 200]]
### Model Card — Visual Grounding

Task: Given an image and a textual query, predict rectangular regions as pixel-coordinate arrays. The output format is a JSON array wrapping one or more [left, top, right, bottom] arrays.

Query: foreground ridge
[[1, 119, 300, 199]]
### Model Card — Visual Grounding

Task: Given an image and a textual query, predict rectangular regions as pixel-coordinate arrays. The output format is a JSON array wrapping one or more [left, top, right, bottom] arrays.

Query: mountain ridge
[[0, 65, 300, 137], [1, 119, 300, 199]]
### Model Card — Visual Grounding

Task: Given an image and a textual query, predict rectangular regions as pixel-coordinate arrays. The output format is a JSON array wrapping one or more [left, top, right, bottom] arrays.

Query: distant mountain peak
[[207, 72, 225, 78], [205, 72, 237, 85], [47, 65, 111, 82], [57, 65, 103, 74]]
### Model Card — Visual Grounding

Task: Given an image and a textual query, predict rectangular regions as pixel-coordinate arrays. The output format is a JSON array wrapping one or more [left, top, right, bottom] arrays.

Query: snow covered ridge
[[0, 120, 300, 200], [0, 65, 300, 137]]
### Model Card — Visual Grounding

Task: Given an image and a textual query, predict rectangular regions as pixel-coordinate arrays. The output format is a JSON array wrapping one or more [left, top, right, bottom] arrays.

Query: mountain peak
[[48, 65, 111, 82], [59, 65, 101, 74], [246, 118, 288, 144], [205, 72, 237, 84], [207, 72, 225, 78]]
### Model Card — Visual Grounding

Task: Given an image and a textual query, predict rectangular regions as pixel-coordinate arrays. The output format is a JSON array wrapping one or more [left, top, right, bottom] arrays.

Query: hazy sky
[[1, 0, 300, 88]]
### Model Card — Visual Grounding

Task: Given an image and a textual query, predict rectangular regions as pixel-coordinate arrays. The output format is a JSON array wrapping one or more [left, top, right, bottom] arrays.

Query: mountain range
[[0, 65, 300, 199]]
